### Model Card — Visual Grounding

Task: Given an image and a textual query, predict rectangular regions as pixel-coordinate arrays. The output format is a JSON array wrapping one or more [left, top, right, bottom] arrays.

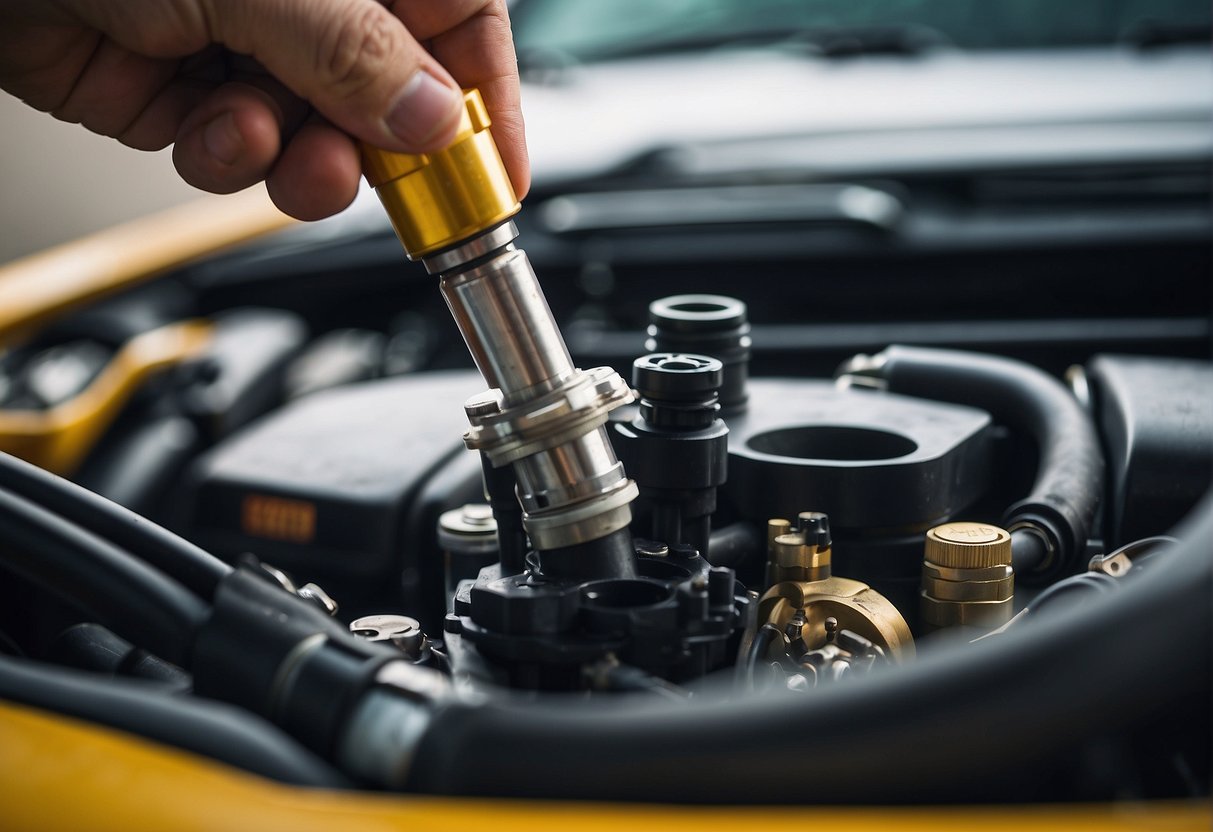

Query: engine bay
[[1, 56, 1211, 819], [0, 244, 1209, 806]]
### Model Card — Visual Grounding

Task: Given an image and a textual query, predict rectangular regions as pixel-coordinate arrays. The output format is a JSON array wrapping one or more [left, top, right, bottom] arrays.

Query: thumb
[[206, 0, 464, 151]]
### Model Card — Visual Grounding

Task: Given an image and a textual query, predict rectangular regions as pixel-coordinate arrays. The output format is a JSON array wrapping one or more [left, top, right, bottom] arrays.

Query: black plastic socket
[[612, 352, 729, 559], [646, 295, 751, 414]]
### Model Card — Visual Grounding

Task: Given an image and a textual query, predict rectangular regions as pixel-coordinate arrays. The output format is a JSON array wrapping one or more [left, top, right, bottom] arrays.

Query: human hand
[[0, 0, 529, 220]]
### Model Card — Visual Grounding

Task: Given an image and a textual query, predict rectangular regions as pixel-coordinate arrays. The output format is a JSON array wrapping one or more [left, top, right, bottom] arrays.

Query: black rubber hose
[[706, 521, 762, 569], [405, 494, 1211, 803], [857, 346, 1103, 576], [741, 623, 781, 690], [0, 452, 231, 599], [0, 655, 348, 788], [50, 623, 191, 689], [0, 488, 207, 666]]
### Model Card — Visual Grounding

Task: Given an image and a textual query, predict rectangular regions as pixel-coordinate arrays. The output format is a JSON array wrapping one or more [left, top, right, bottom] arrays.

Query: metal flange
[[463, 367, 634, 467]]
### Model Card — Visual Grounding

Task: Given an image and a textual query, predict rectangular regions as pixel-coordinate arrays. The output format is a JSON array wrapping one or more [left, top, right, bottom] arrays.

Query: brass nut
[[923, 562, 1013, 583], [921, 593, 1013, 629], [923, 575, 1014, 603]]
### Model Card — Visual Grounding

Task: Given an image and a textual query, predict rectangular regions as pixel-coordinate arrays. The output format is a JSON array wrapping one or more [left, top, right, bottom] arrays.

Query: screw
[[296, 582, 338, 616], [636, 540, 670, 557], [462, 504, 495, 525], [464, 390, 502, 419], [785, 608, 807, 641]]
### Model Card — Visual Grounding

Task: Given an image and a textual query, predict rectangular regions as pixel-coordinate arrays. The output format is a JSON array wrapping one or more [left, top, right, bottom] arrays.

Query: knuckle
[[317, 5, 399, 95]]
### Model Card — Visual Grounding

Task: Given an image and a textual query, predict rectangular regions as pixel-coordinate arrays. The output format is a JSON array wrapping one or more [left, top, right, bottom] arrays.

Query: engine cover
[[725, 379, 993, 531]]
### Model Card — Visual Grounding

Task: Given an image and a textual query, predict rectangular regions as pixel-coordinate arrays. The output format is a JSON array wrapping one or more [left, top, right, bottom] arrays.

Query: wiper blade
[[795, 24, 952, 58], [1123, 20, 1211, 49], [578, 24, 950, 63]]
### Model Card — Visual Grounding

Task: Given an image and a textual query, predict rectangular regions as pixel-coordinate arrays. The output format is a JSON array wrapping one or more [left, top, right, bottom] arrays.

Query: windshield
[[512, 0, 1212, 61]]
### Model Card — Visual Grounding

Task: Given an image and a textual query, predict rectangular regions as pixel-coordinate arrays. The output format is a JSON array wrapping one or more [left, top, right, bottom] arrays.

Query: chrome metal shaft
[[439, 246, 573, 404], [426, 224, 636, 559]]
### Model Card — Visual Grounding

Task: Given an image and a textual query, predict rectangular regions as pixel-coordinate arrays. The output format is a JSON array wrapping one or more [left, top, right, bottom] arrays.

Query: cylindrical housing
[[362, 90, 520, 258], [441, 247, 574, 403], [438, 504, 499, 606], [512, 432, 625, 514]]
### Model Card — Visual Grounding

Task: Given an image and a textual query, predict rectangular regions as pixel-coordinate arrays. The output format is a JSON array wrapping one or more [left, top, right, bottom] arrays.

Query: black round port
[[747, 426, 918, 461], [581, 579, 674, 610]]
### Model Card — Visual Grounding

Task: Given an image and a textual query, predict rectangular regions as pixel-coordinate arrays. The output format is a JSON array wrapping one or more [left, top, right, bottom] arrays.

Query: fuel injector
[[362, 90, 637, 580]]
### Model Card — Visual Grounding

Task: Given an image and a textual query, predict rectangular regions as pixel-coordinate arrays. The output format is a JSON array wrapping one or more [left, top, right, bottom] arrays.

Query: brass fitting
[[758, 513, 914, 664], [766, 512, 831, 585], [361, 89, 520, 259], [920, 522, 1015, 632]]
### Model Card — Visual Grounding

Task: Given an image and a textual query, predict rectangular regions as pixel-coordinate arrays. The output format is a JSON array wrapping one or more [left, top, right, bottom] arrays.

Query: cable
[[842, 346, 1103, 578], [740, 624, 782, 691], [0, 655, 348, 788], [0, 452, 231, 599], [0, 488, 207, 666], [403, 493, 1212, 803]]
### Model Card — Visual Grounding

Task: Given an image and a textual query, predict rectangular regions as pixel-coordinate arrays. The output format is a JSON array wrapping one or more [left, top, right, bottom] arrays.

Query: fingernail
[[203, 112, 243, 166], [387, 69, 460, 147]]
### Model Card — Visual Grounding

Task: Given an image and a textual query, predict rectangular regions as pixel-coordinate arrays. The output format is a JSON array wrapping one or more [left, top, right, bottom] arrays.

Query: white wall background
[[1, 93, 208, 265]]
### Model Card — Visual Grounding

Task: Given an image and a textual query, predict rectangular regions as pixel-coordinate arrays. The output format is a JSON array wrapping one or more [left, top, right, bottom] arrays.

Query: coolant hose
[[404, 493, 1211, 803], [843, 345, 1103, 576]]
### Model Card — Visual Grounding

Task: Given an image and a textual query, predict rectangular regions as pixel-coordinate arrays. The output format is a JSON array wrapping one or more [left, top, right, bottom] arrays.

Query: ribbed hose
[[850, 346, 1103, 576], [405, 493, 1211, 803]]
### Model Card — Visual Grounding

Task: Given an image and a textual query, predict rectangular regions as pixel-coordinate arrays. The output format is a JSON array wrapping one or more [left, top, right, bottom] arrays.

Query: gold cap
[[362, 89, 520, 259], [924, 522, 1012, 569]]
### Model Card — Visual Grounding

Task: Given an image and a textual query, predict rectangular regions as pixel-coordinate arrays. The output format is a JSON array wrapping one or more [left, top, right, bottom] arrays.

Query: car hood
[[520, 46, 1213, 185]]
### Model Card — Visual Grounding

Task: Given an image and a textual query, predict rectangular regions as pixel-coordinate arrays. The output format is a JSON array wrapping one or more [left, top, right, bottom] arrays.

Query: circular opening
[[670, 301, 729, 314], [651, 295, 745, 328], [657, 358, 700, 371], [581, 579, 673, 610], [747, 426, 917, 461]]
